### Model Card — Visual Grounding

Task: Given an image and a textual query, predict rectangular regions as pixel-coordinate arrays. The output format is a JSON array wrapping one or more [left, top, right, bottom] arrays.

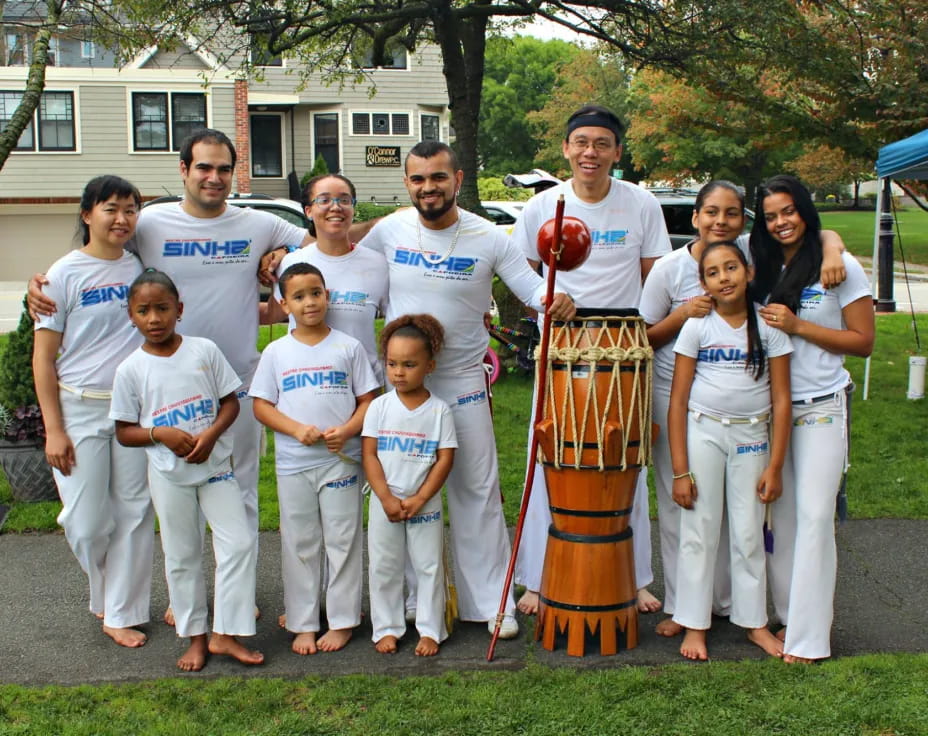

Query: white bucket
[[907, 355, 926, 400]]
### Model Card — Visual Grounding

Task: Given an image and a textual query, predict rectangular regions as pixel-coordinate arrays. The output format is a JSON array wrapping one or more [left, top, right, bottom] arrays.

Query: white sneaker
[[488, 615, 519, 639]]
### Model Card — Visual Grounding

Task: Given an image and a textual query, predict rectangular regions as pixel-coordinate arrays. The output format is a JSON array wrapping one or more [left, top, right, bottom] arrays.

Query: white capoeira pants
[[514, 383, 653, 594], [149, 465, 256, 638], [277, 459, 362, 633], [768, 389, 849, 660], [369, 493, 446, 643], [424, 365, 515, 621], [229, 390, 261, 547], [652, 384, 731, 616], [673, 411, 769, 631], [53, 389, 153, 628]]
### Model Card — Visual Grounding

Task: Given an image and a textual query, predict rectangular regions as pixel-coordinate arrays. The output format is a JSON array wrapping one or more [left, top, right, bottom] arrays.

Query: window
[[0, 90, 74, 152], [5, 33, 26, 65], [250, 114, 282, 177], [250, 34, 282, 67], [355, 40, 407, 70], [81, 41, 95, 59], [351, 112, 410, 136], [131, 91, 206, 152], [47, 37, 58, 67], [314, 113, 339, 173], [421, 114, 439, 141]]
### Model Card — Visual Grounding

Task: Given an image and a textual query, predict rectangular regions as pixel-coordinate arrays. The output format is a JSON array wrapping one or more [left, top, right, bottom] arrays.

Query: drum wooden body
[[533, 309, 653, 657]]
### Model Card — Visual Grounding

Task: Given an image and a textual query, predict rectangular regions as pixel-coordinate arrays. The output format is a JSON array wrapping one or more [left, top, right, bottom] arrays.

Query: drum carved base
[[535, 599, 638, 657]]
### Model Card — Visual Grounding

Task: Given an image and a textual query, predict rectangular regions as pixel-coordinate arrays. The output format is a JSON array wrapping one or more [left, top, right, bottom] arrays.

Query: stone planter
[[0, 441, 58, 503]]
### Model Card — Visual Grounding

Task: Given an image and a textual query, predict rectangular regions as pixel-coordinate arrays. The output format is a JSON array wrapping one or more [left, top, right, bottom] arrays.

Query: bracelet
[[672, 471, 695, 482], [149, 426, 158, 445]]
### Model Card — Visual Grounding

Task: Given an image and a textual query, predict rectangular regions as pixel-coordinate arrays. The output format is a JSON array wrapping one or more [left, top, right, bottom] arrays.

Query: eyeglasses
[[310, 195, 356, 207], [567, 137, 615, 152]]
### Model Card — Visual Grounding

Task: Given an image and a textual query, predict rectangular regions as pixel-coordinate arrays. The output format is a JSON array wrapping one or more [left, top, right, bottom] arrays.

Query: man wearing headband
[[510, 104, 671, 617]]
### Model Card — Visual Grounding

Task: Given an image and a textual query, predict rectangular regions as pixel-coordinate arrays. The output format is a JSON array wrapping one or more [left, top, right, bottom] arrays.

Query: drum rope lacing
[[535, 316, 653, 472]]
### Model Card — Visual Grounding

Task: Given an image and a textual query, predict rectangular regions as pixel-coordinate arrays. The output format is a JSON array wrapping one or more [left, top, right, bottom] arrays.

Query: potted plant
[[0, 298, 57, 502]]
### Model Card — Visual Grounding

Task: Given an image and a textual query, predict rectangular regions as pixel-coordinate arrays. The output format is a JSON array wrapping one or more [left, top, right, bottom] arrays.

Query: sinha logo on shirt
[[281, 370, 348, 391], [329, 290, 369, 306], [393, 249, 477, 275], [457, 390, 486, 406], [377, 436, 440, 456], [590, 229, 629, 247], [697, 347, 751, 364], [736, 441, 768, 455], [162, 239, 252, 258], [325, 474, 358, 490], [80, 283, 130, 307], [152, 398, 214, 427], [800, 288, 825, 307]]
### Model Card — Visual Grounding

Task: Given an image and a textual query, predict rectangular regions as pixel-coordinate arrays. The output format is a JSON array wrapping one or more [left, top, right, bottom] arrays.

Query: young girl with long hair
[[750, 174, 874, 663]]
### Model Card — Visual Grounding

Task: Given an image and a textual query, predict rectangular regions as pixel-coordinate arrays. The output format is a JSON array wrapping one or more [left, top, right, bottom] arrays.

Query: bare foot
[[254, 606, 261, 620], [177, 634, 208, 672], [783, 653, 816, 664], [415, 636, 439, 657], [291, 631, 318, 655], [94, 612, 104, 620], [517, 590, 539, 616], [163, 606, 175, 627], [775, 627, 786, 642], [278, 613, 287, 629], [637, 587, 662, 613], [655, 617, 684, 637], [747, 627, 784, 658], [317, 628, 352, 652], [208, 633, 264, 666], [102, 625, 147, 648], [374, 635, 398, 654], [680, 628, 709, 660]]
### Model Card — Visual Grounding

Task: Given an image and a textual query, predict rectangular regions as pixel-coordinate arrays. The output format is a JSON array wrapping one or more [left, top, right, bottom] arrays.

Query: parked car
[[481, 201, 526, 233], [144, 193, 311, 229], [649, 188, 755, 250]]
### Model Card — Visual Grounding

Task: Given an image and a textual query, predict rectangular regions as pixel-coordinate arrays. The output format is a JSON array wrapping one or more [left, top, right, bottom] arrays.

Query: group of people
[[28, 102, 872, 672]]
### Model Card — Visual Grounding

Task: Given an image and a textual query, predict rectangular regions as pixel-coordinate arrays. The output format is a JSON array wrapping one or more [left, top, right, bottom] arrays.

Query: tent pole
[[863, 179, 884, 401]]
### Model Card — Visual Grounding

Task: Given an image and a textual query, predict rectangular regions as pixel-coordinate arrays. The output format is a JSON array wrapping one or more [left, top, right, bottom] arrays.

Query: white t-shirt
[[133, 202, 306, 383], [109, 336, 241, 485], [274, 243, 388, 383], [248, 329, 380, 474], [511, 178, 671, 309], [785, 252, 871, 400], [35, 250, 143, 391], [639, 237, 752, 386], [362, 390, 458, 499], [674, 308, 793, 417], [361, 207, 546, 372]]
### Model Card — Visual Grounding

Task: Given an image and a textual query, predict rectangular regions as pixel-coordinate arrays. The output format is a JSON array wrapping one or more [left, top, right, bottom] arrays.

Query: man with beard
[[360, 141, 574, 638]]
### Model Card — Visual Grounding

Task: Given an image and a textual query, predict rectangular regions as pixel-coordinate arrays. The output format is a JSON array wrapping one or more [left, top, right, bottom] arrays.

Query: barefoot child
[[110, 269, 262, 672], [33, 175, 153, 648], [250, 262, 379, 655], [668, 242, 792, 661], [362, 315, 457, 657]]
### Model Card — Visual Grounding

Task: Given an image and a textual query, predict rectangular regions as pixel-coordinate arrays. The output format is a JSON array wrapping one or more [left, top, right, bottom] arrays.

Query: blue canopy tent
[[866, 128, 928, 398]]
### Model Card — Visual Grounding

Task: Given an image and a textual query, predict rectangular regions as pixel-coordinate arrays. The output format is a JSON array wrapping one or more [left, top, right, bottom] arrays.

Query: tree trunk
[[0, 0, 62, 171], [430, 1, 487, 215]]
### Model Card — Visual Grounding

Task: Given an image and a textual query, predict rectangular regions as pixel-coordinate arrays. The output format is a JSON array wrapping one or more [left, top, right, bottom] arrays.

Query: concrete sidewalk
[[1, 520, 926, 686]]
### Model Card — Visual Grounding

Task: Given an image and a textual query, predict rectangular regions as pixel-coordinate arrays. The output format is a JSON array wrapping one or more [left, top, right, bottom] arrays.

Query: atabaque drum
[[533, 308, 653, 657]]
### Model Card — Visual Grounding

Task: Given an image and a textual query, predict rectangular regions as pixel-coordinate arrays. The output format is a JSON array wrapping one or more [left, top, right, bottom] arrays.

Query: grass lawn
[[820, 208, 928, 266]]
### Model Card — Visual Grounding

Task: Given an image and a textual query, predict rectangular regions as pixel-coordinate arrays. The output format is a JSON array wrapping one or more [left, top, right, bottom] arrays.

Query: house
[[0, 18, 449, 279]]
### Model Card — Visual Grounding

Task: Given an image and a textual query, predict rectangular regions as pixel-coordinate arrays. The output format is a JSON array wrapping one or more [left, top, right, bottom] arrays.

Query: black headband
[[566, 113, 622, 142]]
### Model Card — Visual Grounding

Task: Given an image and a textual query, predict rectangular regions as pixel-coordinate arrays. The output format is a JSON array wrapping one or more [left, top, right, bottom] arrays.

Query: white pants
[[652, 384, 731, 616], [149, 465, 256, 638], [768, 390, 848, 659], [277, 460, 362, 632], [673, 412, 769, 631], [425, 365, 515, 621], [369, 493, 446, 643], [229, 391, 261, 546], [53, 390, 153, 628], [514, 382, 653, 593]]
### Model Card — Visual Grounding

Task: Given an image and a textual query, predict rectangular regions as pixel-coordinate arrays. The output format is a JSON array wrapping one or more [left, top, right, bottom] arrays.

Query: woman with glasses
[[269, 175, 388, 384]]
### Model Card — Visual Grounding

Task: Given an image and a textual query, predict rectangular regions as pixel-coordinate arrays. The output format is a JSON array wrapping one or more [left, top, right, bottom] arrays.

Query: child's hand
[[400, 493, 426, 520], [672, 474, 697, 509], [293, 424, 322, 446], [185, 432, 218, 464], [381, 495, 405, 523], [756, 467, 783, 504], [158, 427, 197, 458], [323, 425, 351, 453]]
